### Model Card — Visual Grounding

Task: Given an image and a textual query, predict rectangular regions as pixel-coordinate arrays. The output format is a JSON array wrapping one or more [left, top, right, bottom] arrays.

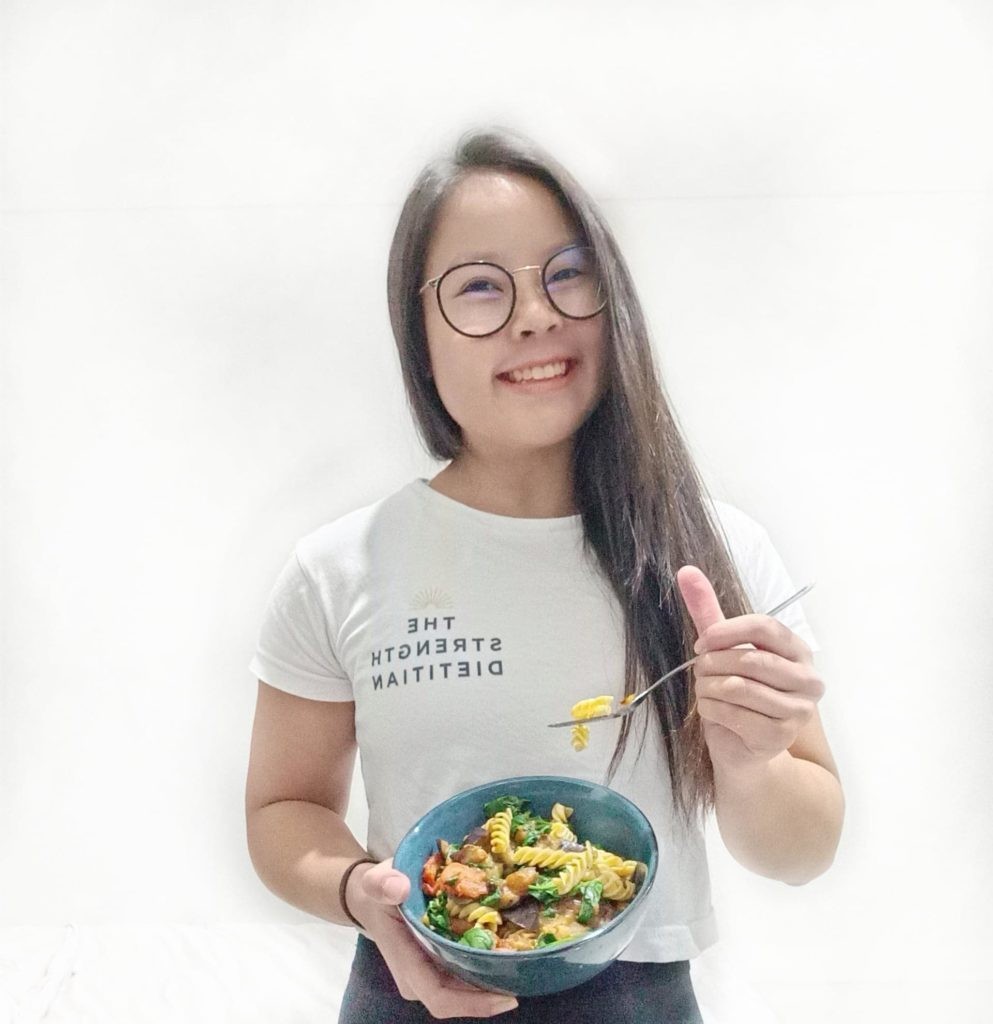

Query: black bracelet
[[339, 857, 377, 929]]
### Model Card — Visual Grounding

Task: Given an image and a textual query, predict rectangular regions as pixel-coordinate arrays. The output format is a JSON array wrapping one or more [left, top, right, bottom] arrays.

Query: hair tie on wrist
[[339, 857, 377, 929]]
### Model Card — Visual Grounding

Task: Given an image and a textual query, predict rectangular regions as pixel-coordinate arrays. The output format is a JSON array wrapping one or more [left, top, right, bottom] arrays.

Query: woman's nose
[[510, 271, 563, 337]]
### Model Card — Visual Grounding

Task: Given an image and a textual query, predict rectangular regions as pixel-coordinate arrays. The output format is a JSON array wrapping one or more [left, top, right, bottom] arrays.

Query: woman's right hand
[[347, 858, 519, 1020]]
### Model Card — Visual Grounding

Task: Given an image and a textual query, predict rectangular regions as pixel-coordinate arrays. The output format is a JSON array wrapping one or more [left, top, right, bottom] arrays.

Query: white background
[[2, 1, 991, 1021]]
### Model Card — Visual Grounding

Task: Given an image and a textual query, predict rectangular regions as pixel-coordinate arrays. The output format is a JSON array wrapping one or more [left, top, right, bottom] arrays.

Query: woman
[[245, 127, 844, 1022]]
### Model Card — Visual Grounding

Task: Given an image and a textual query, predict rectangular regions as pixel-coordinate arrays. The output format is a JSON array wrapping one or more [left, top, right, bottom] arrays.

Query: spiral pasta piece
[[486, 807, 514, 864], [549, 802, 576, 842], [554, 858, 586, 895], [570, 724, 590, 752], [597, 869, 636, 901], [469, 907, 501, 930], [446, 899, 503, 930], [593, 849, 639, 879], [549, 820, 577, 842], [553, 843, 595, 895], [550, 802, 574, 823], [570, 697, 613, 753], [570, 695, 613, 720], [511, 846, 577, 870]]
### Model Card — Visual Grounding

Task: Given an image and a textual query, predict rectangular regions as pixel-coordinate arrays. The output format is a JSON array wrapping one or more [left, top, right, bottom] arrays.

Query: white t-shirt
[[248, 479, 818, 962]]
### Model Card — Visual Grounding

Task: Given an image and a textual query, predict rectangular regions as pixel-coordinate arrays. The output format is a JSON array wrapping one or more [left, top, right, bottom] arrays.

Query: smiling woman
[[245, 126, 842, 1024], [418, 170, 608, 479]]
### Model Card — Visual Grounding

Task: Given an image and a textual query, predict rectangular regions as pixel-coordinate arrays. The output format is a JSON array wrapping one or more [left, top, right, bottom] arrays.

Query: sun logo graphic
[[412, 586, 454, 610]]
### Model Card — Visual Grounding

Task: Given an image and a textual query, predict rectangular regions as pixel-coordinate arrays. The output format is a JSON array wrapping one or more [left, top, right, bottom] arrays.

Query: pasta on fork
[[568, 694, 636, 751]]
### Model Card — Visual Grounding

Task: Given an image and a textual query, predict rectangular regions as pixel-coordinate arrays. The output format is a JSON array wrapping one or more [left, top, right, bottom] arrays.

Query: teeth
[[508, 361, 568, 383]]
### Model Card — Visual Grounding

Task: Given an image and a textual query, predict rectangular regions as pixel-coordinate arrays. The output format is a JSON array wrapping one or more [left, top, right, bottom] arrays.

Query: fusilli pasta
[[420, 794, 645, 952], [486, 807, 514, 865]]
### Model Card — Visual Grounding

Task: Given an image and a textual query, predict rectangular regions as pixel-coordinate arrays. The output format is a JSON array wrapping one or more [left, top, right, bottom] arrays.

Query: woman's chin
[[466, 426, 582, 460]]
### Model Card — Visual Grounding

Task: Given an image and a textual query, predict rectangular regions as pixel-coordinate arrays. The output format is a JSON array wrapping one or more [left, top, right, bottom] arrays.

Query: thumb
[[676, 565, 726, 642], [360, 857, 411, 905]]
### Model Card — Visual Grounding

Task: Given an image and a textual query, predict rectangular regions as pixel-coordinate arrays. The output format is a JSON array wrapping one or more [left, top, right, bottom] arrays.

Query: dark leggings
[[338, 934, 703, 1023]]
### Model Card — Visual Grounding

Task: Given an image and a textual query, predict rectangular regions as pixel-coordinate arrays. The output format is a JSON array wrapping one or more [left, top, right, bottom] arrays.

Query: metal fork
[[546, 583, 815, 728]]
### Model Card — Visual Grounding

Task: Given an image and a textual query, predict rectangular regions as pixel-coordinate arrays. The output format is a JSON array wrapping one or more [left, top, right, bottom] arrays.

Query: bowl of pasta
[[391, 775, 658, 997]]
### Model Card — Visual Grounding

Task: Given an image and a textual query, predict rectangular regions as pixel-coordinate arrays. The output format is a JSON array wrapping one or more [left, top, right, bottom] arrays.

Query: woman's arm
[[711, 708, 844, 885], [244, 682, 518, 1018], [245, 682, 367, 923], [677, 567, 845, 885]]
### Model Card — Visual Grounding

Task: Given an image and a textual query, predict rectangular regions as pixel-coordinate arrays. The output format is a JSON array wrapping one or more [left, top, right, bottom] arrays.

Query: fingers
[[360, 857, 411, 905], [695, 613, 811, 662], [364, 883, 518, 1018], [376, 914, 518, 1018], [429, 972, 518, 1018], [693, 647, 824, 760], [698, 697, 803, 756], [697, 678, 812, 722], [695, 648, 825, 700], [676, 565, 726, 636]]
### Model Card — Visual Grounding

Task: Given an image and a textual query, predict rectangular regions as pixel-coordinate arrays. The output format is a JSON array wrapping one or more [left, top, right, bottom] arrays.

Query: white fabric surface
[[0, 924, 777, 1023]]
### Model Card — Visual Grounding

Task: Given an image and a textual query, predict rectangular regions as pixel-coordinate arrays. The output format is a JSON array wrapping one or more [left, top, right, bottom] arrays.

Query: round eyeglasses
[[418, 244, 607, 338]]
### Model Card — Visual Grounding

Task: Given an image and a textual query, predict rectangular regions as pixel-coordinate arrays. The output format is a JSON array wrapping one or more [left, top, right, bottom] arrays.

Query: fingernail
[[495, 999, 518, 1013], [693, 639, 703, 654]]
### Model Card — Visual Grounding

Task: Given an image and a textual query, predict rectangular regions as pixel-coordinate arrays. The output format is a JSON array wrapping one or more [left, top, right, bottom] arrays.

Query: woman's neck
[[429, 444, 577, 519]]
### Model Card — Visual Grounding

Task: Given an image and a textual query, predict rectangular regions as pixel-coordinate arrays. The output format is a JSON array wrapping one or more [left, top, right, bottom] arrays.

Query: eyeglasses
[[419, 244, 606, 338]]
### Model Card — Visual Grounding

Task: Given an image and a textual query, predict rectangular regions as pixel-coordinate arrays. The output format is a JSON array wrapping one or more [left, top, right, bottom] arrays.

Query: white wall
[[2, 2, 991, 1020]]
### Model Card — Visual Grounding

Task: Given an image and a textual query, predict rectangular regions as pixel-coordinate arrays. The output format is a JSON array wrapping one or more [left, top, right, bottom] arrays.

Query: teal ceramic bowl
[[392, 775, 658, 997]]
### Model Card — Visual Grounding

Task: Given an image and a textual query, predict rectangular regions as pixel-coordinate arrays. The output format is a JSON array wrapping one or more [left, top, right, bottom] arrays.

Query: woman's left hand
[[676, 565, 825, 774]]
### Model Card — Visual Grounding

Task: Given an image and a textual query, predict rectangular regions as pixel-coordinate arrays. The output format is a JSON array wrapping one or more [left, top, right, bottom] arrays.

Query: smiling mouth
[[497, 360, 574, 384]]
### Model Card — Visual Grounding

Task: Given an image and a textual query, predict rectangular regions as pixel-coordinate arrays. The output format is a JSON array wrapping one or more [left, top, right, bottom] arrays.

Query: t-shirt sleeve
[[715, 504, 821, 654], [248, 549, 354, 701]]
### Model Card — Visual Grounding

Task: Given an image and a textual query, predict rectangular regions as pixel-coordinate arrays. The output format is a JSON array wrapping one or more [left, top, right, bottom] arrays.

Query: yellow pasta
[[570, 724, 590, 752], [554, 858, 586, 895], [486, 807, 514, 865], [548, 820, 577, 842], [569, 696, 617, 752], [511, 846, 578, 870], [451, 902, 503, 931], [596, 869, 636, 901], [548, 804, 576, 841], [592, 849, 639, 878], [469, 907, 502, 931], [570, 695, 613, 719], [550, 803, 574, 823], [421, 794, 647, 951], [553, 842, 595, 895]]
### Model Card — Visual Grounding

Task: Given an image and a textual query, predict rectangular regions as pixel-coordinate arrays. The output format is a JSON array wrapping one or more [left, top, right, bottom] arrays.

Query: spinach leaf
[[519, 816, 552, 846], [575, 879, 604, 925], [482, 795, 529, 818], [528, 876, 561, 906], [459, 927, 495, 950], [425, 892, 454, 940]]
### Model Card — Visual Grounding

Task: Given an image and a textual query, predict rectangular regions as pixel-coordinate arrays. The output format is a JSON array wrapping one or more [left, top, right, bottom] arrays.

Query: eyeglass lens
[[437, 247, 604, 337]]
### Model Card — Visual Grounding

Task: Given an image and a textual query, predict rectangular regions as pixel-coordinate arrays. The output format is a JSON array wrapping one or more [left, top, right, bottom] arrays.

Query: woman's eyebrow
[[448, 250, 502, 264], [446, 240, 583, 266]]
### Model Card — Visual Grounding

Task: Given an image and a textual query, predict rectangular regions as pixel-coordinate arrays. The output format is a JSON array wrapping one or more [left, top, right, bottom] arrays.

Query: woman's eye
[[460, 278, 501, 295], [548, 267, 582, 284]]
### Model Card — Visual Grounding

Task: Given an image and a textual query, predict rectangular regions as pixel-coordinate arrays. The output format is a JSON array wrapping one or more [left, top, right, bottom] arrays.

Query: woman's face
[[422, 171, 607, 460]]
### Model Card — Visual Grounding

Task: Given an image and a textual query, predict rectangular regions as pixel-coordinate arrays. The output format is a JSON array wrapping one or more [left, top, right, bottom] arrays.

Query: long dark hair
[[387, 126, 753, 820]]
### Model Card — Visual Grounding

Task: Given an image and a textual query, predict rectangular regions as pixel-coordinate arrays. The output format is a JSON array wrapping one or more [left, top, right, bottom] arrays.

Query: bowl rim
[[394, 774, 659, 958]]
